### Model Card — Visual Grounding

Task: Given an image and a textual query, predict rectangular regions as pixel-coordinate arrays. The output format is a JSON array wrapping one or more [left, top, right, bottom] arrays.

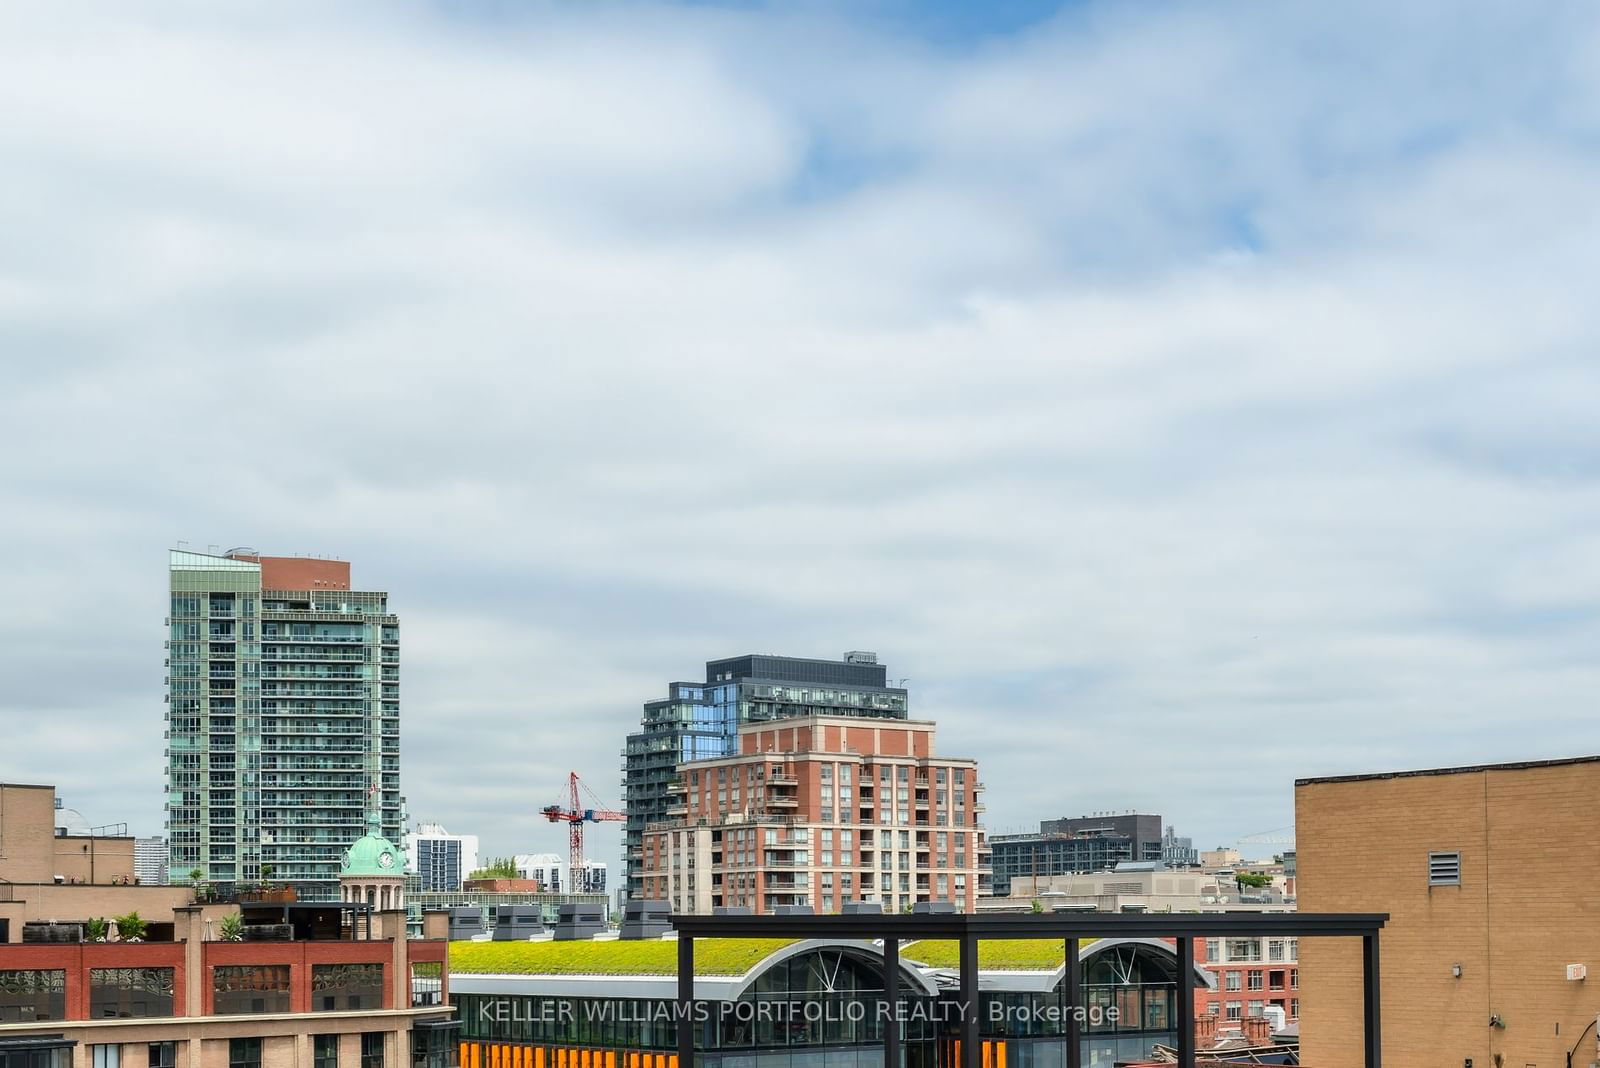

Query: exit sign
[[1566, 963, 1587, 980]]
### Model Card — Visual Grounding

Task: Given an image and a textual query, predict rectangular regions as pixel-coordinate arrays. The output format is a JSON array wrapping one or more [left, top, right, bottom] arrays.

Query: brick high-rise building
[[639, 715, 990, 914], [166, 549, 401, 901], [621, 652, 909, 898], [1296, 755, 1600, 1068]]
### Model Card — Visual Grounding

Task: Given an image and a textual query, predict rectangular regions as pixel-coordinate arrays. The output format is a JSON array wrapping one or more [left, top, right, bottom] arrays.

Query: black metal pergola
[[671, 911, 1387, 1068]]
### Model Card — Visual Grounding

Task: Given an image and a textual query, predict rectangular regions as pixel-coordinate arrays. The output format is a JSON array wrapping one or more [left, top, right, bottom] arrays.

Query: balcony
[[261, 632, 367, 644], [761, 856, 806, 869]]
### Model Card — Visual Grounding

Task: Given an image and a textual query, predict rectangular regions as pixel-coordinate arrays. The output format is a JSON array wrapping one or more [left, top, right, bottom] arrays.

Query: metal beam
[[883, 936, 899, 1068], [677, 934, 694, 1068], [1063, 937, 1081, 1068], [1175, 936, 1195, 1068], [670, 912, 1388, 941], [959, 932, 979, 1068], [1363, 932, 1382, 1068]]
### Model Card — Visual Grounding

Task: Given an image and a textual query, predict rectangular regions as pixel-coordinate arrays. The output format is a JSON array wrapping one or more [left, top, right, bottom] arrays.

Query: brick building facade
[[639, 716, 990, 913], [1297, 755, 1600, 1068]]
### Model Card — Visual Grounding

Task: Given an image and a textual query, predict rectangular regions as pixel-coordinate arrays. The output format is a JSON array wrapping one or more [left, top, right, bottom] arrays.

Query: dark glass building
[[621, 653, 909, 899], [990, 815, 1165, 898]]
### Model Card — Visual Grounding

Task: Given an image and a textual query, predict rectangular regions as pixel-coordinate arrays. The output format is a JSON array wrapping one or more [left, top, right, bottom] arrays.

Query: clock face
[[378, 851, 394, 869]]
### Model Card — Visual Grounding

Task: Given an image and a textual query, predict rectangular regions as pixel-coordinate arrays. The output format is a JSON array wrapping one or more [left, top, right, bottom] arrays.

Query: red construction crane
[[541, 772, 624, 892]]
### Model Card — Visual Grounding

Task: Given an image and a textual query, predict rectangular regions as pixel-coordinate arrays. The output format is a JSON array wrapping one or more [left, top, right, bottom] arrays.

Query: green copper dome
[[341, 818, 404, 877]]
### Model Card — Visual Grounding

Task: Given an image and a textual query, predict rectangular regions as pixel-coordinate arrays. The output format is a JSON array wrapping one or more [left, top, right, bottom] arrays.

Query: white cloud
[[1, 0, 1597, 863]]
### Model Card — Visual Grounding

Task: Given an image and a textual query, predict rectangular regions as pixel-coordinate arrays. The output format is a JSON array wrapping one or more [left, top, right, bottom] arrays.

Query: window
[[315, 1036, 340, 1068], [410, 963, 443, 1008], [1227, 939, 1262, 962], [1247, 970, 1264, 992], [1204, 939, 1220, 963], [1225, 1001, 1242, 1020], [1225, 972, 1241, 992], [362, 1033, 385, 1068], [148, 1045, 176, 1068], [0, 969, 66, 1022], [91, 1047, 120, 1068], [312, 965, 384, 1012], [1428, 851, 1461, 886], [91, 968, 175, 1018], [229, 1039, 261, 1068], [1267, 939, 1286, 962], [214, 966, 291, 1015]]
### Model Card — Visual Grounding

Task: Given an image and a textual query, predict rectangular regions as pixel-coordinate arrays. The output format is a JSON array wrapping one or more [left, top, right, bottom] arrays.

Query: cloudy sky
[[2, 0, 1597, 869]]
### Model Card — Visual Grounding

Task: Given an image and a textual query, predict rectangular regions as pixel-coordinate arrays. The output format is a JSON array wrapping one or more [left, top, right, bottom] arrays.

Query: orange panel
[[995, 1042, 1007, 1068], [606, 1053, 616, 1068]]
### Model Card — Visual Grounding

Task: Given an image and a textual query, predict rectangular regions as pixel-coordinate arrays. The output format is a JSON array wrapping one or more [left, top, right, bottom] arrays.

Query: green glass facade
[[166, 549, 402, 900]]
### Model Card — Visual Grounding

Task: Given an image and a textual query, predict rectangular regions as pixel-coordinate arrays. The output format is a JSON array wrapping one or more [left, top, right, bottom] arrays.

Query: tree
[[218, 912, 244, 942], [468, 857, 519, 880], [187, 867, 203, 884], [85, 917, 109, 942], [1234, 872, 1272, 890], [260, 863, 276, 885]]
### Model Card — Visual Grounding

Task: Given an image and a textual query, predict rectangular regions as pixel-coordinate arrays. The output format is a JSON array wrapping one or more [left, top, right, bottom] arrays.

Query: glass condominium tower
[[166, 548, 402, 900], [621, 652, 908, 899]]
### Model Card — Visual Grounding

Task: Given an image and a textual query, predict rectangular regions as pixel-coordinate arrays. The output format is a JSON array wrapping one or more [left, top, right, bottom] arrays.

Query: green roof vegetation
[[900, 938, 1095, 971], [450, 938, 800, 977]]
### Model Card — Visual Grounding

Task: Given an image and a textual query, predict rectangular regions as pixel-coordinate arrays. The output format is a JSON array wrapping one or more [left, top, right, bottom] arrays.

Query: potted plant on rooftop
[[113, 911, 148, 943], [237, 864, 296, 904]]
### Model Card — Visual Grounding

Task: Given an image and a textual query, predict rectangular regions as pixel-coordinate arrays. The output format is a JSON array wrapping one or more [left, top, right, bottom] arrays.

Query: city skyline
[[4, 1, 1598, 880]]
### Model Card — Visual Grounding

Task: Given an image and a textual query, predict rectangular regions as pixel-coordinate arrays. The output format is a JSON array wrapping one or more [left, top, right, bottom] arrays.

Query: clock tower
[[340, 806, 408, 911]]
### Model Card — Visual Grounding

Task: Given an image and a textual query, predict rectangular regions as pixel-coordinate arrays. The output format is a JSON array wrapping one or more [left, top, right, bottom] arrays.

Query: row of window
[[1208, 998, 1300, 1020], [85, 1034, 385, 1068], [0, 965, 383, 1022], [1219, 969, 1298, 992], [1202, 938, 1298, 964]]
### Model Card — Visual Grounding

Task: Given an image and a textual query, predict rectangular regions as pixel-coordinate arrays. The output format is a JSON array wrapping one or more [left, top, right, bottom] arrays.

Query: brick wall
[[1297, 758, 1600, 1068]]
